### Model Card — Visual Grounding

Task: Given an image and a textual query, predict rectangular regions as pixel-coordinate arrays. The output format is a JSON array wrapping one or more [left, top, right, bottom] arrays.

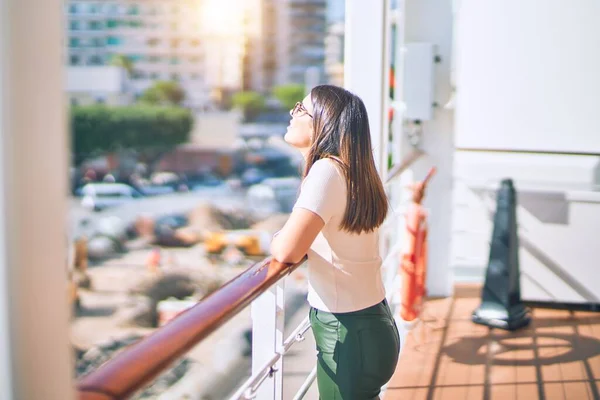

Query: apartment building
[[66, 0, 244, 109], [243, 0, 327, 93]]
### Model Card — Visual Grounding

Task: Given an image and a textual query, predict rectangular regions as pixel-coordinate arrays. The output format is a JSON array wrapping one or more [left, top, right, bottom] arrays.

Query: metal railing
[[75, 147, 423, 400], [76, 256, 307, 400], [229, 317, 313, 399]]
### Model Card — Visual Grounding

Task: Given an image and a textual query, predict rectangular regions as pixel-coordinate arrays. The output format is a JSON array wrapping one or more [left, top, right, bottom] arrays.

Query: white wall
[[404, 0, 455, 297], [452, 0, 600, 304], [66, 66, 126, 92], [451, 152, 600, 303], [455, 0, 600, 153]]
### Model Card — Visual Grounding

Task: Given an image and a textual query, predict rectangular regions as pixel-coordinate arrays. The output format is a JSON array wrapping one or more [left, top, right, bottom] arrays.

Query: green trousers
[[309, 299, 401, 400]]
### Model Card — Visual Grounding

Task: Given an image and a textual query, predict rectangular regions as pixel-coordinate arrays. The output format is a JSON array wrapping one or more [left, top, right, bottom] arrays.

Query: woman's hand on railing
[[270, 208, 323, 263]]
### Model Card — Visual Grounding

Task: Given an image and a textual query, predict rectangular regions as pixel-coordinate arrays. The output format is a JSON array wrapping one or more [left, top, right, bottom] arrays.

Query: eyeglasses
[[290, 101, 313, 119]]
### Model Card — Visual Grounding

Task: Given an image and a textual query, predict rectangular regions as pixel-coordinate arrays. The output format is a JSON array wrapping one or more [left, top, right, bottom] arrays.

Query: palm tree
[[109, 54, 134, 77]]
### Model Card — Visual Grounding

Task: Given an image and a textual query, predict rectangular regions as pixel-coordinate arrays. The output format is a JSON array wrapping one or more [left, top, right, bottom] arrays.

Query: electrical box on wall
[[403, 42, 436, 121]]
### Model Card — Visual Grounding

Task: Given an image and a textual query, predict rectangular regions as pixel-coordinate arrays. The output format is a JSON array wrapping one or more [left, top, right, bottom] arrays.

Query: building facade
[[324, 21, 344, 86], [243, 0, 327, 93], [66, 66, 134, 105], [66, 0, 244, 109]]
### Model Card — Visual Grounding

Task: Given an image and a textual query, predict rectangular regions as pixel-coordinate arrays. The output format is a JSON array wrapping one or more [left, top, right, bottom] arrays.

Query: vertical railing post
[[251, 279, 285, 400]]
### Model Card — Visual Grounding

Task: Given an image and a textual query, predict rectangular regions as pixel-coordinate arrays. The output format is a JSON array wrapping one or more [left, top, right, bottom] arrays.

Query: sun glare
[[200, 0, 245, 36]]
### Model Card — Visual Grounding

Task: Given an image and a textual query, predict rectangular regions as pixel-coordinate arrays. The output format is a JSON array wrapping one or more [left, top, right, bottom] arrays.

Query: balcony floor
[[384, 285, 600, 400]]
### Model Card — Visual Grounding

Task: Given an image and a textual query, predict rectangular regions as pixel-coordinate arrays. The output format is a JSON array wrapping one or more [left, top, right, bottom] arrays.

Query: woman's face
[[284, 94, 314, 151]]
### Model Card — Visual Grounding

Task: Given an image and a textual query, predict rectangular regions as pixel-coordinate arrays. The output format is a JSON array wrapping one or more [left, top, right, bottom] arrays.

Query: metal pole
[[251, 279, 285, 400]]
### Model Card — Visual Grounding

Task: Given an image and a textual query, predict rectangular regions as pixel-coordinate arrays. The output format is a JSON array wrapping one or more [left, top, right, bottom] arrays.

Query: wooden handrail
[[77, 256, 307, 400]]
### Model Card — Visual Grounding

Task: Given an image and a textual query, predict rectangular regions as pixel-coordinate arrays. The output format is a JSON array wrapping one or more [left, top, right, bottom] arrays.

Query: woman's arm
[[270, 208, 324, 263], [271, 158, 343, 263]]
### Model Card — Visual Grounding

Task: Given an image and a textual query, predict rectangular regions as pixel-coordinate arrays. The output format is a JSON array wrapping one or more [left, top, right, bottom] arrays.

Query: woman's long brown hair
[[304, 85, 388, 234]]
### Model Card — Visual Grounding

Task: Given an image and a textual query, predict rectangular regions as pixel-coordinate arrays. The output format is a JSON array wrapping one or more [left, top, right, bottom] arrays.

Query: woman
[[270, 85, 400, 399]]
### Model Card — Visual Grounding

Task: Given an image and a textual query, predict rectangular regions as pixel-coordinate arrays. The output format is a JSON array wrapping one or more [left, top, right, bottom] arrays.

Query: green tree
[[272, 84, 306, 110], [140, 81, 186, 106], [71, 105, 193, 166], [231, 91, 266, 121], [109, 54, 134, 77]]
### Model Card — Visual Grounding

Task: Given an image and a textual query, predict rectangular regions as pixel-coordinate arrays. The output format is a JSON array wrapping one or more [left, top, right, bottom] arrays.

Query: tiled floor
[[384, 285, 600, 400]]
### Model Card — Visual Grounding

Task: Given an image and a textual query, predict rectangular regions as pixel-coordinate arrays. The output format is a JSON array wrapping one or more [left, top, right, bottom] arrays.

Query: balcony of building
[[2, 0, 600, 399], [386, 285, 600, 400]]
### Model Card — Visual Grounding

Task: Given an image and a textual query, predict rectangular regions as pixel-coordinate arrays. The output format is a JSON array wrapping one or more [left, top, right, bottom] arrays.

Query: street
[[68, 184, 247, 240]]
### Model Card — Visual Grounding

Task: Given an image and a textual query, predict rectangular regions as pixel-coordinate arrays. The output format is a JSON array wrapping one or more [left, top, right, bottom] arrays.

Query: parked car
[[188, 171, 223, 189], [80, 183, 143, 212], [246, 177, 301, 219], [241, 168, 272, 187], [137, 184, 177, 197]]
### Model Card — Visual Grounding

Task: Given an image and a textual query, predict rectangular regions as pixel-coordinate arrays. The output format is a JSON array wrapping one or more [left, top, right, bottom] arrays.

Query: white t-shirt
[[293, 158, 386, 313]]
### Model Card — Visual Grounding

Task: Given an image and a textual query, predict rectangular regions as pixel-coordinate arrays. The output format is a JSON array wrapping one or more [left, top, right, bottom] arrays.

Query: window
[[104, 4, 118, 14], [191, 73, 200, 80], [107, 19, 118, 28], [107, 36, 121, 46], [190, 39, 200, 47], [88, 55, 103, 65], [91, 38, 104, 47], [150, 72, 160, 80], [69, 37, 80, 48], [190, 56, 201, 63], [89, 21, 103, 30], [71, 98, 79, 106], [128, 5, 139, 15], [128, 54, 143, 62], [148, 56, 160, 63], [95, 97, 106, 105], [70, 55, 80, 65], [171, 22, 178, 31], [171, 73, 180, 81], [170, 57, 180, 65], [69, 21, 79, 30], [69, 4, 78, 14], [147, 38, 160, 47], [76, 37, 89, 47], [306, 24, 325, 34], [171, 39, 180, 48]]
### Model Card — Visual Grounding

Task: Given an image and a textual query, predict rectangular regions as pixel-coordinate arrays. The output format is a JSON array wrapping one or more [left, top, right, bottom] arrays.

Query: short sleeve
[[293, 159, 346, 224]]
